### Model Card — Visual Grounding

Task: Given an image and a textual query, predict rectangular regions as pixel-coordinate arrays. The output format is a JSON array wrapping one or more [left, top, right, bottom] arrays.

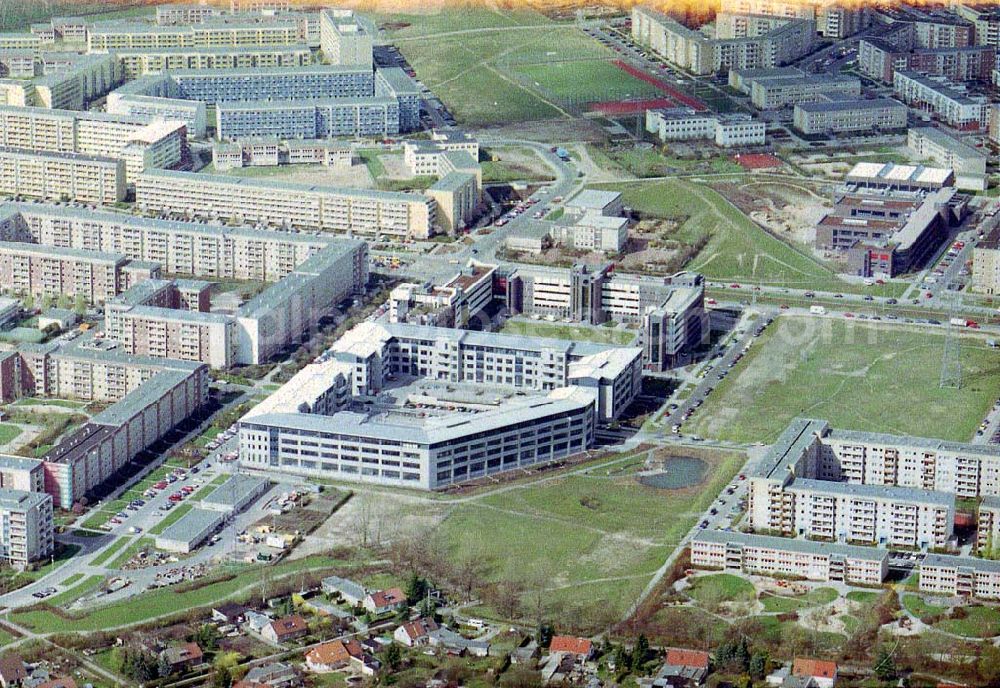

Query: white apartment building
[[0, 147, 125, 205], [748, 73, 860, 109], [719, 0, 867, 38], [0, 489, 53, 569], [748, 419, 970, 550], [113, 44, 313, 79], [0, 455, 45, 493], [319, 9, 373, 68], [906, 126, 987, 189], [550, 214, 628, 254], [893, 70, 990, 130], [135, 169, 436, 239], [87, 20, 301, 52], [645, 108, 765, 147], [692, 529, 889, 585], [631, 6, 816, 75], [978, 495, 1000, 555], [974, 225, 1000, 295], [920, 554, 1000, 600], [793, 98, 908, 135]]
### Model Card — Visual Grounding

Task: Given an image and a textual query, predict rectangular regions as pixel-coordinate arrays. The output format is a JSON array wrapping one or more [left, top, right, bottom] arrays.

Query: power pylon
[[940, 294, 962, 389]]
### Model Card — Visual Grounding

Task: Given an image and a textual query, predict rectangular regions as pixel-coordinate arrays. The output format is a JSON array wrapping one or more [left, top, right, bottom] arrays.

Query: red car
[[730, 283, 741, 289], [844, 313, 855, 318]]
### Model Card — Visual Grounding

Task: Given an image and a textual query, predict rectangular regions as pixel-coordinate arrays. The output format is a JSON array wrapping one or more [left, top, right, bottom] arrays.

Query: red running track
[[612, 60, 708, 111], [590, 98, 677, 115]]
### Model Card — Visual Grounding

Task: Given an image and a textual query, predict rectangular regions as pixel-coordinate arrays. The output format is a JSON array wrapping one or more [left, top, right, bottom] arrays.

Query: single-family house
[[36, 679, 78, 688], [246, 611, 272, 634], [238, 662, 300, 688], [364, 587, 407, 616], [639, 649, 710, 688], [212, 602, 248, 625], [306, 639, 373, 674], [262, 615, 309, 644], [549, 636, 594, 660], [159, 642, 204, 673], [792, 659, 837, 688], [429, 627, 491, 657], [321, 576, 367, 606], [394, 618, 440, 647]]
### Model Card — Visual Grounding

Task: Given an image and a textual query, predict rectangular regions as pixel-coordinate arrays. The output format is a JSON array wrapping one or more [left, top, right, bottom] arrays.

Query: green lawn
[[388, 14, 628, 125], [846, 590, 880, 604], [431, 445, 745, 630], [45, 574, 105, 608], [60, 572, 84, 587], [14, 397, 85, 409], [686, 574, 755, 605], [593, 179, 853, 291], [936, 606, 1000, 638], [759, 587, 838, 613], [107, 537, 154, 570], [515, 60, 659, 103], [90, 537, 131, 567], [685, 318, 1000, 444], [355, 149, 385, 178], [500, 319, 637, 346], [149, 503, 193, 535], [0, 423, 21, 445]]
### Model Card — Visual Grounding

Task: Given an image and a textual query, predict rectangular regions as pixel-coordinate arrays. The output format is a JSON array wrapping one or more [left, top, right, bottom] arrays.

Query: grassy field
[[11, 554, 353, 633], [0, 1, 151, 31], [431, 445, 746, 629], [684, 317, 1000, 444], [381, 7, 640, 125], [516, 60, 659, 103], [686, 574, 755, 605], [90, 537, 131, 567], [593, 179, 859, 293], [14, 397, 85, 409], [500, 319, 637, 346], [759, 587, 838, 613], [0, 423, 20, 445]]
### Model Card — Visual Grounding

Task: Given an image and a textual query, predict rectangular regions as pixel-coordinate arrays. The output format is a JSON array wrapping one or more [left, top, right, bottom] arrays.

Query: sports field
[[382, 8, 653, 124], [684, 317, 1000, 444]]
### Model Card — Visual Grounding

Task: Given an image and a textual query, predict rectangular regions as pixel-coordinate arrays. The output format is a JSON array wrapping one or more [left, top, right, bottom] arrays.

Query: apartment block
[[719, 0, 868, 38], [955, 3, 1000, 47], [156, 3, 222, 25], [747, 419, 972, 549], [0, 455, 45, 493], [0, 242, 126, 303], [319, 9, 373, 68], [87, 19, 301, 52], [893, 70, 989, 130], [691, 530, 889, 585], [907, 127, 987, 190], [32, 53, 122, 110], [793, 98, 907, 135], [114, 44, 313, 79], [747, 72, 860, 110], [978, 495, 1000, 555], [134, 169, 435, 239], [972, 224, 1000, 294], [0, 489, 53, 569], [632, 6, 816, 75], [0, 147, 125, 205], [920, 554, 1000, 600]]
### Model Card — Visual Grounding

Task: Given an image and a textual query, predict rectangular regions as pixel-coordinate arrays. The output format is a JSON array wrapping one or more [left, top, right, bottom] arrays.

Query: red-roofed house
[[549, 636, 594, 659], [306, 639, 369, 673], [37, 679, 78, 688], [792, 658, 837, 688], [394, 617, 440, 647], [656, 648, 710, 686], [364, 587, 407, 615], [262, 615, 309, 644]]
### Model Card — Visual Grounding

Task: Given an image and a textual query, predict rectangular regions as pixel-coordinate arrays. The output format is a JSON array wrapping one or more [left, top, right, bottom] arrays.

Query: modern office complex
[[792, 97, 908, 135], [645, 108, 765, 147], [134, 169, 435, 239], [691, 530, 890, 585], [237, 321, 644, 488], [0, 147, 125, 204], [815, 173, 961, 278], [389, 262, 496, 329], [631, 6, 815, 75], [744, 418, 1000, 550], [893, 70, 990, 130], [0, 488, 53, 569]]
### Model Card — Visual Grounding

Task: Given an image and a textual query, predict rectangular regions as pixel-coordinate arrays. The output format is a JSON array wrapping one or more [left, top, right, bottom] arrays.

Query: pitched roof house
[[364, 587, 407, 615], [262, 615, 309, 644], [159, 642, 204, 673], [792, 659, 837, 688], [394, 617, 440, 647], [549, 636, 594, 659]]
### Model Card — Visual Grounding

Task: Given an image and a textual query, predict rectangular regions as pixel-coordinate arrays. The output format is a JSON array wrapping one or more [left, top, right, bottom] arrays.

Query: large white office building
[[237, 321, 644, 488]]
